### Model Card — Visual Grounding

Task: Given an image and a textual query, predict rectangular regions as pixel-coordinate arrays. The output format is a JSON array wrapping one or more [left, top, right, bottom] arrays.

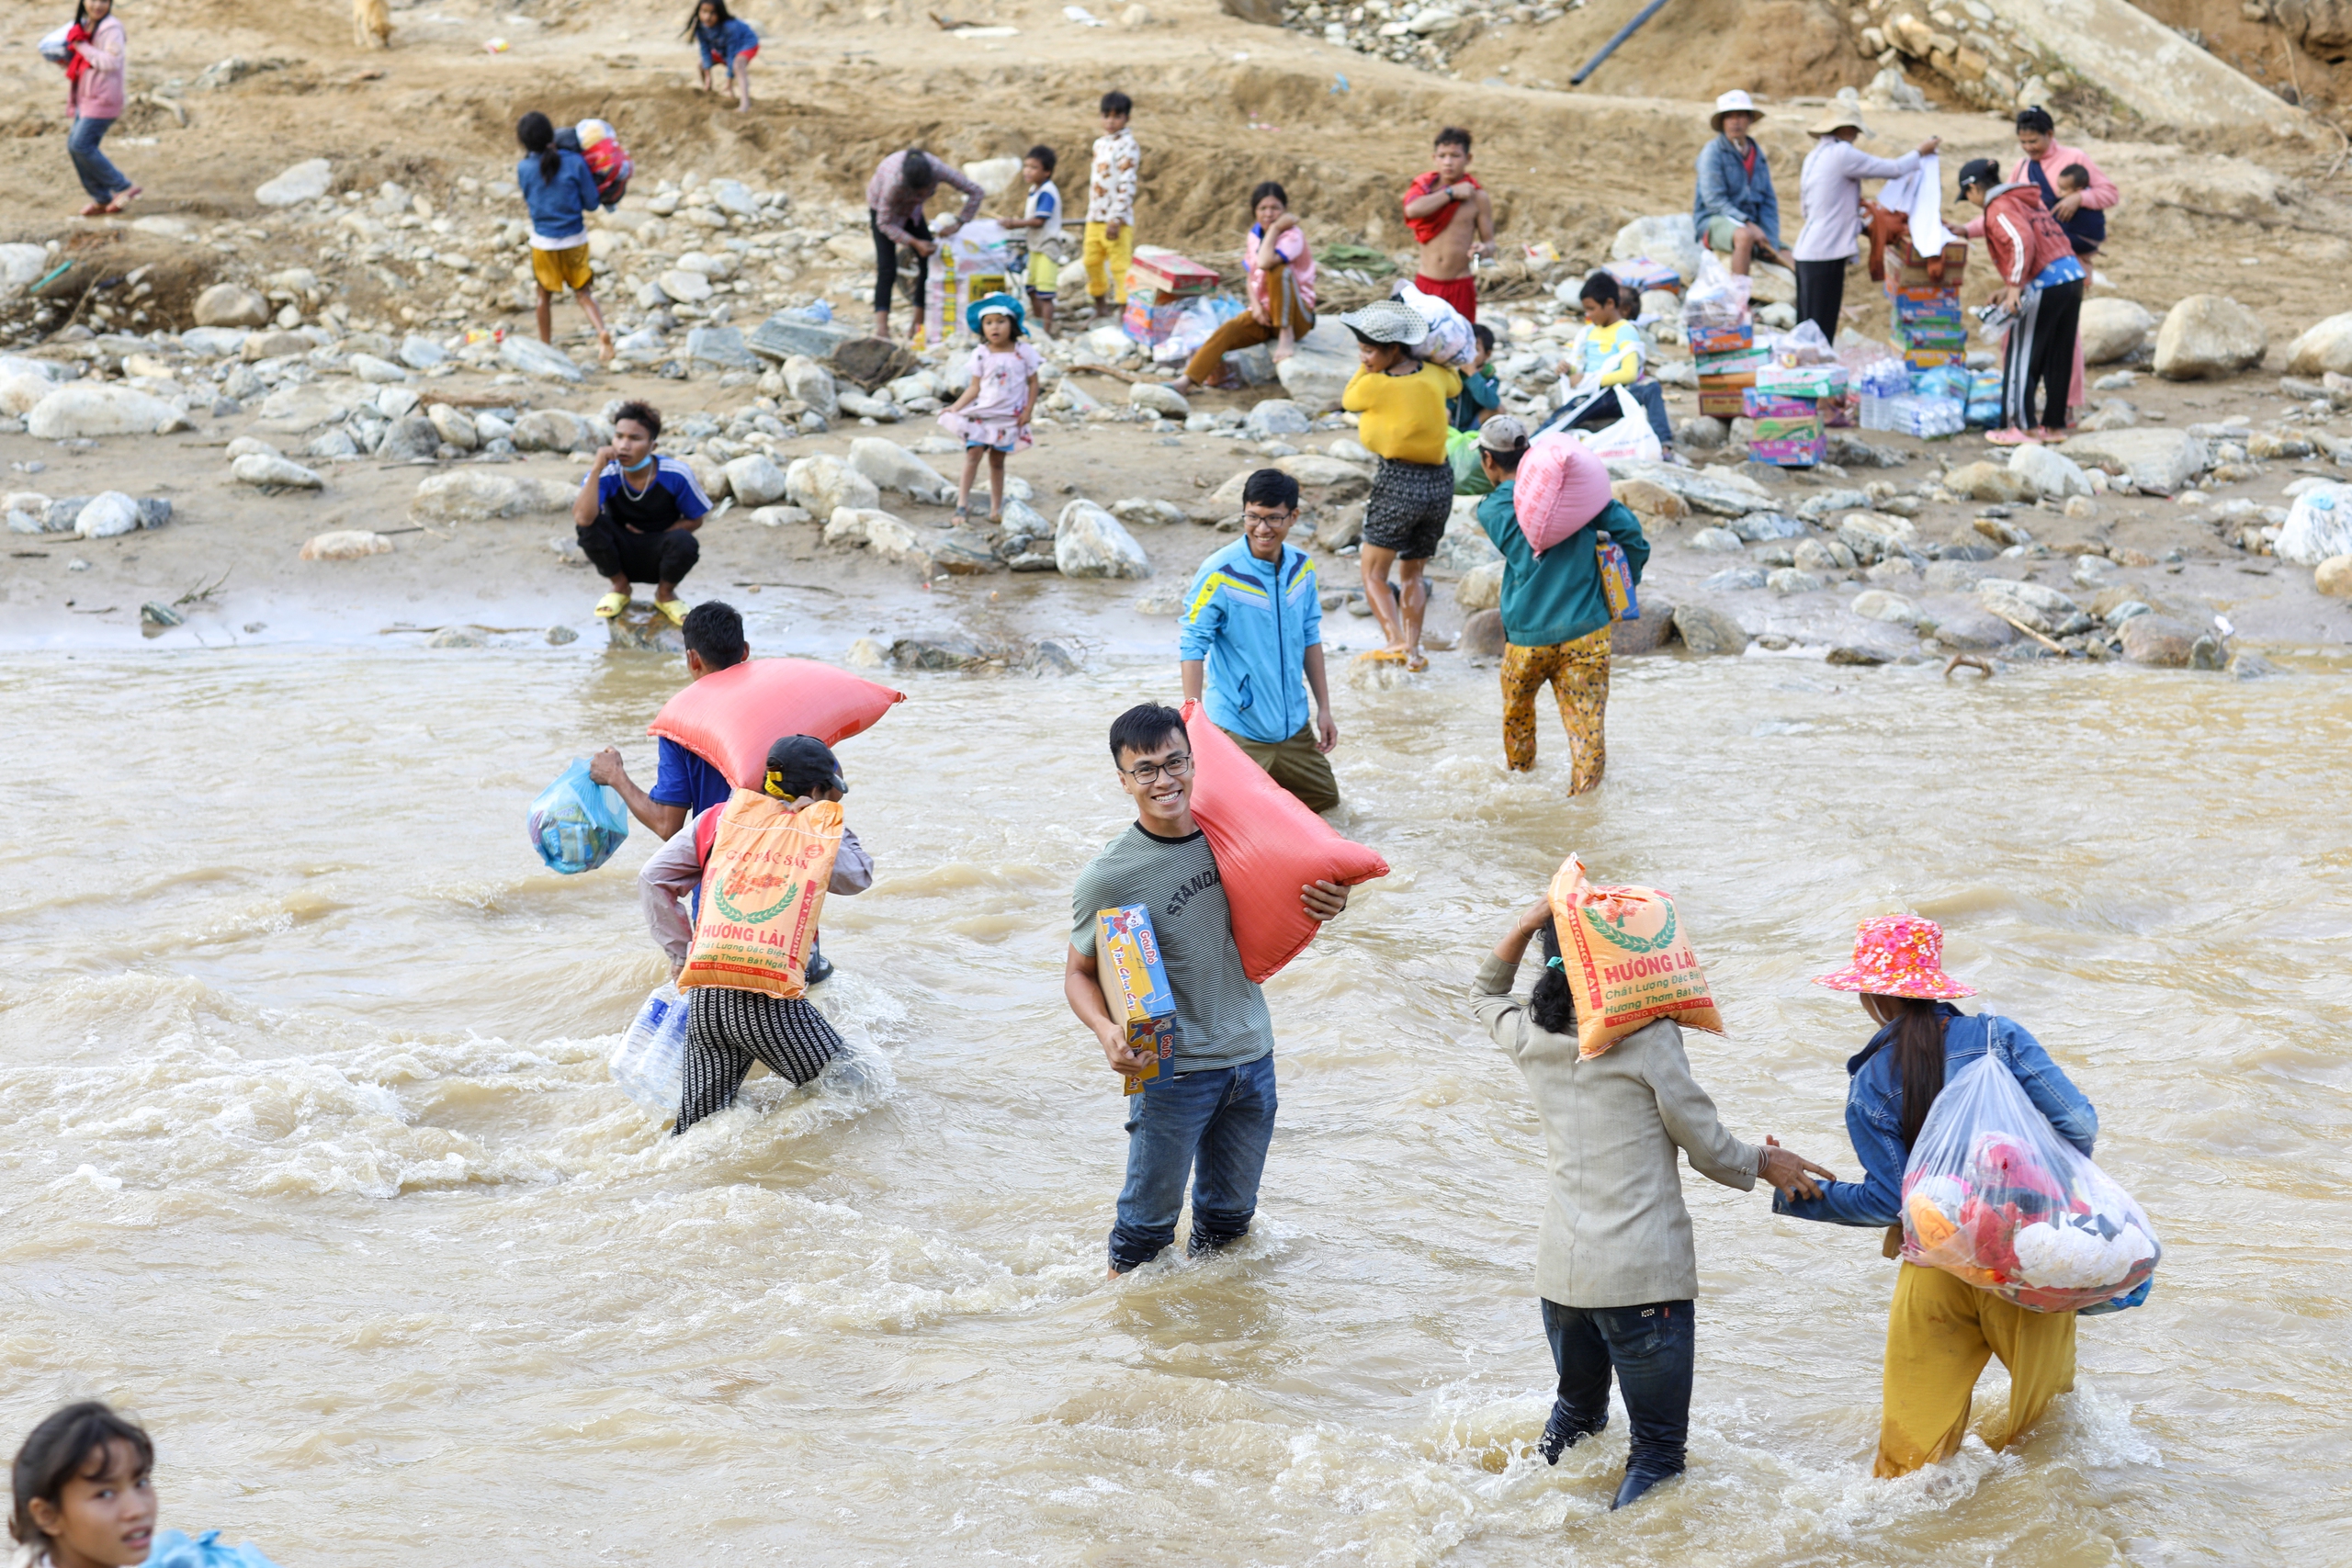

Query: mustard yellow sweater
[[1342, 361, 1463, 467]]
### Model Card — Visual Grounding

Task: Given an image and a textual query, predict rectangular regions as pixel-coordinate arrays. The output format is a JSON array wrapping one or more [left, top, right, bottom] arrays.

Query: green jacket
[[1476, 485, 1649, 649]]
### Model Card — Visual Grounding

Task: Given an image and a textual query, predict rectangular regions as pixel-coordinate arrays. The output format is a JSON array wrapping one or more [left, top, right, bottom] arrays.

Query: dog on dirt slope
[[354, 0, 391, 49]]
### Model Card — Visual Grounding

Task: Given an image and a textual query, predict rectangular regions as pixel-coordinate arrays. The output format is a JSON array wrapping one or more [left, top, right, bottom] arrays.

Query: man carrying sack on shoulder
[[639, 734, 874, 1134]]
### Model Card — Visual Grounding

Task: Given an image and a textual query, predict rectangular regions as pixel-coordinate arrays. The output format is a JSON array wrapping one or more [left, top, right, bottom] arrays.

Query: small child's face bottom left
[[33, 1438, 157, 1568]]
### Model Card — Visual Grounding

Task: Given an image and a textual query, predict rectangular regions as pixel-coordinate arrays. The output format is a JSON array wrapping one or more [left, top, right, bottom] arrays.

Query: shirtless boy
[[1400, 126, 1495, 323]]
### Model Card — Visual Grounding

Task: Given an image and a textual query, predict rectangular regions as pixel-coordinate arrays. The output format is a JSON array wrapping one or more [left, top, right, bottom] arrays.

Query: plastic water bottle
[[609, 982, 688, 1115]]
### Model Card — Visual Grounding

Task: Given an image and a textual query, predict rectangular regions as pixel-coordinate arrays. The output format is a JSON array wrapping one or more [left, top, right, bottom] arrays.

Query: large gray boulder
[[2058, 429, 2207, 495], [1672, 603, 1749, 656], [500, 335, 585, 383], [847, 437, 956, 504], [27, 384, 186, 438], [255, 158, 332, 207], [193, 284, 271, 328], [1609, 213, 1702, 287], [1976, 578, 2085, 636], [513, 410, 590, 452], [1274, 452, 1371, 502], [786, 455, 882, 517], [2154, 294, 2268, 380], [1272, 319, 1356, 412], [1604, 459, 1776, 517], [2078, 299, 2154, 366], [2285, 312, 2352, 378], [724, 455, 789, 507], [72, 491, 142, 538], [1055, 500, 1152, 579], [410, 471, 573, 521], [232, 453, 324, 488], [2008, 444, 2093, 500], [785, 357, 839, 419]]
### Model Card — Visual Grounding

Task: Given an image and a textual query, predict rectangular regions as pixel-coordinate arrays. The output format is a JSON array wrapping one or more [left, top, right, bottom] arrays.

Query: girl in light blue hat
[[938, 292, 1042, 524]]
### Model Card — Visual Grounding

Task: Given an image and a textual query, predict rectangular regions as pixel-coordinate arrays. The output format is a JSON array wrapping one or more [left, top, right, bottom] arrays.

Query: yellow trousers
[[1499, 627, 1611, 793], [1876, 1262, 2077, 1477], [1082, 221, 1134, 303]]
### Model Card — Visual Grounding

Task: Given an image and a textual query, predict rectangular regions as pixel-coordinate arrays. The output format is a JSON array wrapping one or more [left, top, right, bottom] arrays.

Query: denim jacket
[[1774, 1007, 2095, 1229], [1691, 135, 1782, 251]]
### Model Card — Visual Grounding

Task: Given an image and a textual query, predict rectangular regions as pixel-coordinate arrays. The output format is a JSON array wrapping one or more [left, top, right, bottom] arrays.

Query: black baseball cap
[[1955, 157, 2002, 196], [763, 734, 845, 798]]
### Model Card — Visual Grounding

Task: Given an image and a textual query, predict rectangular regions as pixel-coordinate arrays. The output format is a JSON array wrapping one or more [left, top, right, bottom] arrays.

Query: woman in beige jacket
[[1476, 895, 1833, 1508]]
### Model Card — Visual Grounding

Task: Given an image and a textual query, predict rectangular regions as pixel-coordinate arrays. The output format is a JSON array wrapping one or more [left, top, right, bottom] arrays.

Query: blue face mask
[[619, 453, 653, 473]]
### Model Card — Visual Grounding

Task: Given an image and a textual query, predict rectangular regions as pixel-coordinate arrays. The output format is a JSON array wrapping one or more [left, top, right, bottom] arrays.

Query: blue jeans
[[1541, 1298, 1694, 1501], [68, 117, 130, 205], [1108, 1053, 1276, 1272]]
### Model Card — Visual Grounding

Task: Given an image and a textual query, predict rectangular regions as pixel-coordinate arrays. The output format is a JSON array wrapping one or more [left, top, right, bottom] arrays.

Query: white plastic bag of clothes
[[609, 981, 688, 1114], [1900, 1051, 2160, 1313], [1679, 251, 1751, 336], [526, 759, 629, 874], [39, 23, 74, 62], [1152, 295, 1242, 365], [1568, 387, 1663, 464], [1394, 279, 1479, 370], [1775, 319, 1838, 367], [2273, 483, 2352, 567]]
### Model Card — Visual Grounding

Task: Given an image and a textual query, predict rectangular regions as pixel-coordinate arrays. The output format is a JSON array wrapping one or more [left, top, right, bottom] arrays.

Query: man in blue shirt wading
[[591, 598, 839, 982], [1178, 469, 1341, 814]]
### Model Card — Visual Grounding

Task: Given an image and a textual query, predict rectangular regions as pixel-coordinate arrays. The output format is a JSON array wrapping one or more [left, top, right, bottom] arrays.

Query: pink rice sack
[[1510, 433, 1613, 556]]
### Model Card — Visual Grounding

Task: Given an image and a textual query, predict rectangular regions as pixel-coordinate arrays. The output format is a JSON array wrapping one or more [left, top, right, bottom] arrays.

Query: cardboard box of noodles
[[1686, 321, 1754, 355], [1749, 412, 1825, 442], [1695, 346, 1771, 378], [1903, 347, 1963, 371], [1698, 387, 1749, 419], [1754, 363, 1847, 397], [1126, 246, 1220, 299], [1096, 904, 1179, 1094], [1749, 433, 1826, 466], [1743, 389, 1819, 421]]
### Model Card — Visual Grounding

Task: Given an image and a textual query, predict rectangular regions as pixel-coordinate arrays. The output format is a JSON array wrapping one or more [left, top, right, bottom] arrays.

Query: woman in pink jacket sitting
[[62, 0, 137, 215]]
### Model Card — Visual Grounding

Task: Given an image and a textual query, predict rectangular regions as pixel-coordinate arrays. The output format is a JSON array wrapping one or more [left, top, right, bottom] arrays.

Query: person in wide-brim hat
[[1339, 298, 1428, 347], [1693, 88, 1787, 277], [1776, 910, 2130, 1480]]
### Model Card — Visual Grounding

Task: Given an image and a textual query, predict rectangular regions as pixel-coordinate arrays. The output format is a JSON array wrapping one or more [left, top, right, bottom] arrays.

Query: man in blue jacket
[[1691, 90, 1788, 278], [1179, 470, 1340, 813]]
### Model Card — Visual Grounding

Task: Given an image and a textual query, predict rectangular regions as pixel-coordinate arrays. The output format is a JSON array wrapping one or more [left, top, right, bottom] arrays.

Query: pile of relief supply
[[926, 219, 1018, 344], [1965, 367, 2003, 427], [1146, 296, 1244, 366], [1854, 356, 1914, 433], [1882, 392, 1966, 438], [1682, 253, 1761, 419], [1887, 278, 1967, 371], [1122, 246, 1221, 346], [1749, 385, 1834, 465], [1900, 1052, 2161, 1314]]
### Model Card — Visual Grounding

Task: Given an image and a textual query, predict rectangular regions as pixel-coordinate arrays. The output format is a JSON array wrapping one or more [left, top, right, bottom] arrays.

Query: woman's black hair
[[516, 111, 560, 184], [2015, 104, 2055, 136], [683, 0, 729, 39], [1875, 994, 1950, 1149], [1250, 180, 1288, 211], [12, 1404, 153, 1551], [1529, 917, 1577, 1035]]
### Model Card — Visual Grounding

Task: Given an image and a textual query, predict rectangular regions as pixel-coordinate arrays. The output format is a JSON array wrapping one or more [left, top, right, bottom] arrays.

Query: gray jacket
[[1476, 953, 1760, 1307]]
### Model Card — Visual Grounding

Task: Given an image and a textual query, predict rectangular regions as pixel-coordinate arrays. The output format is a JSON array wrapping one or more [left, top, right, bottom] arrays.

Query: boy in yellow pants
[[1082, 90, 1138, 317]]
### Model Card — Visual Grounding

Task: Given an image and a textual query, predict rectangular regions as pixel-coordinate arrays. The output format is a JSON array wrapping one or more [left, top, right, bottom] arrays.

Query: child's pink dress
[[938, 343, 1043, 452]]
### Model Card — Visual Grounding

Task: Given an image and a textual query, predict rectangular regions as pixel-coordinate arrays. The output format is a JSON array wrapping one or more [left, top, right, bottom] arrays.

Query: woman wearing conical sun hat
[[1772, 915, 2135, 1477], [1792, 107, 1940, 345]]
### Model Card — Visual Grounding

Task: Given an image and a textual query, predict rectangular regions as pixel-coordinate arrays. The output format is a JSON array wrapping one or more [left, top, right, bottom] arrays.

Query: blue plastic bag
[[148, 1529, 284, 1568], [527, 759, 629, 874]]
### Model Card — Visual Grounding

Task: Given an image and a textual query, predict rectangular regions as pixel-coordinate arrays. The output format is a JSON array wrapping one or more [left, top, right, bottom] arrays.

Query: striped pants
[[675, 987, 845, 1134]]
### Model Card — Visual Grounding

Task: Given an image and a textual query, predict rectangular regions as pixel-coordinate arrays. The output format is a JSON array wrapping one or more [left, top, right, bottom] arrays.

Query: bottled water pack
[[610, 982, 687, 1115]]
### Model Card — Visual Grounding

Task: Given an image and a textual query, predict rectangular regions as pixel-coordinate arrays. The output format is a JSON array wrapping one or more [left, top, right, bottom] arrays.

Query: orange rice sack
[[1547, 853, 1726, 1058], [678, 794, 842, 999], [1181, 701, 1389, 983], [649, 659, 904, 789]]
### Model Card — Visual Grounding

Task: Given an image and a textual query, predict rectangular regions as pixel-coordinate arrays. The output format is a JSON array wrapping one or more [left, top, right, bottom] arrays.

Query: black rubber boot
[[804, 935, 834, 986], [1610, 1466, 1680, 1510]]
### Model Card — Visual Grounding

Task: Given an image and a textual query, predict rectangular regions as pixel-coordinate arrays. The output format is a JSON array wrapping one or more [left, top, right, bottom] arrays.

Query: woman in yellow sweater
[[1340, 300, 1461, 671]]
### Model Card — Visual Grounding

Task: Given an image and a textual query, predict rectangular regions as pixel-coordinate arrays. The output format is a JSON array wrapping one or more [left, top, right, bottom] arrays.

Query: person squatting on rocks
[[1792, 107, 1938, 346], [1535, 273, 1676, 455], [1172, 181, 1317, 394], [1476, 897, 1835, 1508], [1692, 91, 1789, 278], [1958, 156, 2085, 445], [1399, 126, 1491, 323], [1179, 469, 1340, 815], [937, 293, 1042, 525], [514, 110, 616, 365], [1064, 704, 1350, 1278], [1473, 419, 1647, 793], [865, 148, 984, 342], [1771, 916, 2124, 1476], [1341, 299, 1461, 672], [57, 0, 136, 218], [640, 735, 872, 1134], [684, 0, 759, 113], [571, 399, 709, 626], [1081, 91, 1140, 321]]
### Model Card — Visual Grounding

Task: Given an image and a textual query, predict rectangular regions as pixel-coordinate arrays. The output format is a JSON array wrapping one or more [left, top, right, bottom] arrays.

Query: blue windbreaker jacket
[[1179, 539, 1321, 744]]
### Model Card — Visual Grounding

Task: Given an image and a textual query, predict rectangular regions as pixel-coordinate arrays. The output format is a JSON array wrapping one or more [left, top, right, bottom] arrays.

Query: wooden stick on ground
[[1983, 606, 2064, 652]]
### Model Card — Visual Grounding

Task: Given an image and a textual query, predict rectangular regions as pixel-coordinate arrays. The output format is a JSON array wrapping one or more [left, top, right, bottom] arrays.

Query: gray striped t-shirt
[[1071, 825, 1273, 1073]]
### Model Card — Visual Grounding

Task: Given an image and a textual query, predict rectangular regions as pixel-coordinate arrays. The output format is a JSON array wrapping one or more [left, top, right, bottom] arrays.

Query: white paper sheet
[[1880, 152, 1953, 257]]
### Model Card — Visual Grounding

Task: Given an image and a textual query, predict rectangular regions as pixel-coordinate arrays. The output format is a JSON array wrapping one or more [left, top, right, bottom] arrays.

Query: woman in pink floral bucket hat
[[1771, 914, 2144, 1478]]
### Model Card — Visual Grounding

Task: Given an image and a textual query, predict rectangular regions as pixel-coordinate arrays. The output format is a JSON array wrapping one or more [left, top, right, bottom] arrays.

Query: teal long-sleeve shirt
[[1475, 485, 1648, 649]]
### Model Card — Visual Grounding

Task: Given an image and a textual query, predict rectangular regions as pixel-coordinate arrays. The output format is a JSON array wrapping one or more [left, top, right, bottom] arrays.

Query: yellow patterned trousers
[[1500, 626, 1611, 792]]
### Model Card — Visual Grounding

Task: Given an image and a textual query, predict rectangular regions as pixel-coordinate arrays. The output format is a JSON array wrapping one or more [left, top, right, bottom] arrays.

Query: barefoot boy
[[1401, 126, 1493, 324]]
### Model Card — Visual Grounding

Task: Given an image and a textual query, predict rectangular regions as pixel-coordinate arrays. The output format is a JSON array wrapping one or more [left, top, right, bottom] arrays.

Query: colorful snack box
[[1686, 321, 1755, 356], [1755, 363, 1847, 397], [1749, 434, 1826, 467], [1097, 904, 1178, 1094], [1742, 389, 1818, 421], [1125, 246, 1220, 298], [1694, 344, 1771, 378]]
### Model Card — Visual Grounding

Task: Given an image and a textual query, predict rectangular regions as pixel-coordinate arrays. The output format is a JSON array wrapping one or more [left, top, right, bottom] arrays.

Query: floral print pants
[[1500, 626, 1611, 792]]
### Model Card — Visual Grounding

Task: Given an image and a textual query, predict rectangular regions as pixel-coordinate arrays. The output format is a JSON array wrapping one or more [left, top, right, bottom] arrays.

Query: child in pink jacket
[[62, 0, 136, 214]]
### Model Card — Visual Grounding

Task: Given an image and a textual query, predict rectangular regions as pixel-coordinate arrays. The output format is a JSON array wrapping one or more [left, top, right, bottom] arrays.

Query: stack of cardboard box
[[1692, 321, 1763, 420], [1121, 247, 1220, 345], [1883, 239, 1970, 371], [1741, 363, 1848, 466]]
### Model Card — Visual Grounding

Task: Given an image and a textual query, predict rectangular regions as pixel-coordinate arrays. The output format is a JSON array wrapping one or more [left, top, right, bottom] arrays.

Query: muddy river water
[[3, 639, 2348, 1566]]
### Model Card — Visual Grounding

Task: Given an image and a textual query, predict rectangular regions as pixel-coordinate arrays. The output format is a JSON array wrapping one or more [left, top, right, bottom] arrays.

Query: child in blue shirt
[[514, 110, 613, 365], [1450, 322, 1501, 431], [684, 0, 758, 113]]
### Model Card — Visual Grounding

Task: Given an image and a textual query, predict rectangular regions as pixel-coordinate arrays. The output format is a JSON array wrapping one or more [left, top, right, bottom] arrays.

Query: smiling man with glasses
[[1179, 469, 1341, 815], [1065, 702, 1350, 1278]]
